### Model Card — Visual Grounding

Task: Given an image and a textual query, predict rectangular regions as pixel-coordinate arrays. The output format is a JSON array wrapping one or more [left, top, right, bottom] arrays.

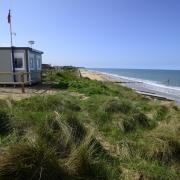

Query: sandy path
[[0, 84, 58, 101]]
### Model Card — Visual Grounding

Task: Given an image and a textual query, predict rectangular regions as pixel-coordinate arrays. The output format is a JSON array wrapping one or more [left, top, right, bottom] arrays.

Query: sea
[[90, 68, 180, 104]]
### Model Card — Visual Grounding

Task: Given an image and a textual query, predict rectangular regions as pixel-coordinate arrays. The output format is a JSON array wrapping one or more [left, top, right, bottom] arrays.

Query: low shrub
[[54, 80, 69, 89], [69, 79, 111, 96], [56, 68, 80, 81], [53, 75, 119, 96]]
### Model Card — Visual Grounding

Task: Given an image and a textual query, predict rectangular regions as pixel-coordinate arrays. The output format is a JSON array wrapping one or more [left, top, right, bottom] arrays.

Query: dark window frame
[[14, 58, 23, 69]]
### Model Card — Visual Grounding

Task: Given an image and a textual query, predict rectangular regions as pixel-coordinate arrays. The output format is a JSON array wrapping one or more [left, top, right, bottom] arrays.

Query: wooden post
[[40, 71, 42, 84], [79, 70, 82, 78], [21, 73, 25, 93]]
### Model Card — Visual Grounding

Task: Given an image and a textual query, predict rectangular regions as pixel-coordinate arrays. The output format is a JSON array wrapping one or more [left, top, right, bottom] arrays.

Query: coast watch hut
[[0, 47, 43, 85]]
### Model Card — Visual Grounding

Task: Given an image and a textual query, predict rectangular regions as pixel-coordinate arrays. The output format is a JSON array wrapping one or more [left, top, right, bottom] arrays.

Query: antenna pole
[[8, 9, 16, 82], [8, 10, 13, 46]]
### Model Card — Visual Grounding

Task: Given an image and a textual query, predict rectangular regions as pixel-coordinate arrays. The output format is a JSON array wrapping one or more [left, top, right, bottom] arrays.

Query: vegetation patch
[[0, 68, 179, 179], [0, 109, 12, 136]]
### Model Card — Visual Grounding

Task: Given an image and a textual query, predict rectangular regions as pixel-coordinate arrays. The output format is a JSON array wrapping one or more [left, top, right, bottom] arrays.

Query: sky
[[0, 0, 180, 69]]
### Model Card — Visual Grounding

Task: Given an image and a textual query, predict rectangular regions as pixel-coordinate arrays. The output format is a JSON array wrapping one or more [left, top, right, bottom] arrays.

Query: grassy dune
[[0, 67, 179, 179]]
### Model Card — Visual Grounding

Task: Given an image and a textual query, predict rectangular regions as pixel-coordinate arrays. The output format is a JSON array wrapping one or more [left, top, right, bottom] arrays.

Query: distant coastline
[[83, 68, 180, 104]]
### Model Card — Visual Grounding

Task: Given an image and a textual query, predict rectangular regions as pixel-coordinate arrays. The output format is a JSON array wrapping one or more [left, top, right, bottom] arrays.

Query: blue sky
[[0, 0, 180, 69]]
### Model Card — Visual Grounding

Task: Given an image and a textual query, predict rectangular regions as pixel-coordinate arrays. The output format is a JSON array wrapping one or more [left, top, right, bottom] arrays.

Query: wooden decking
[[0, 84, 58, 101], [0, 81, 30, 85], [0, 72, 38, 93]]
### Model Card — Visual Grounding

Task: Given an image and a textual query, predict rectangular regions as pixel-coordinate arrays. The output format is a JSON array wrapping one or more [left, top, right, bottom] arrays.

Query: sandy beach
[[80, 69, 180, 104], [80, 69, 121, 82]]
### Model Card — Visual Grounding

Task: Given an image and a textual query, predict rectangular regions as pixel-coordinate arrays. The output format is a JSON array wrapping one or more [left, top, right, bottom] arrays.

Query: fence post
[[40, 71, 42, 84], [21, 73, 25, 93]]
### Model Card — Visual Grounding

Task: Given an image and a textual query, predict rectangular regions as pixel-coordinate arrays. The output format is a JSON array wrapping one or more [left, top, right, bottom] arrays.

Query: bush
[[56, 68, 80, 81], [69, 79, 111, 96], [54, 80, 69, 89]]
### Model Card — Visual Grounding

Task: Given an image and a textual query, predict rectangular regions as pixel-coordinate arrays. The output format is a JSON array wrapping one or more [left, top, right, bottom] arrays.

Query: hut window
[[14, 52, 25, 70], [30, 58, 34, 69], [14, 58, 23, 69], [37, 58, 41, 70]]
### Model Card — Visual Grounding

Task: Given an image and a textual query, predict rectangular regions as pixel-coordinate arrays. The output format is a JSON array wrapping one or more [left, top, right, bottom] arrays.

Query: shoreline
[[80, 68, 180, 104]]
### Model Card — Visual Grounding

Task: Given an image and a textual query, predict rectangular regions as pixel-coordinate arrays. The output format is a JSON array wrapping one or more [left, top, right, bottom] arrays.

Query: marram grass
[[0, 68, 179, 179]]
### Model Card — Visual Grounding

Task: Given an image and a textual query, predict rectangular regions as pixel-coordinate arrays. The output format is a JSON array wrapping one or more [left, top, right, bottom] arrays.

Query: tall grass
[[0, 68, 179, 179], [0, 109, 118, 179], [0, 109, 12, 136], [0, 142, 68, 180]]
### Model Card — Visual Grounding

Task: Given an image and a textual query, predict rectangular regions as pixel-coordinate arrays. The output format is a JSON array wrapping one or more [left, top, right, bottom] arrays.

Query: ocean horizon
[[91, 68, 180, 87], [90, 68, 180, 103]]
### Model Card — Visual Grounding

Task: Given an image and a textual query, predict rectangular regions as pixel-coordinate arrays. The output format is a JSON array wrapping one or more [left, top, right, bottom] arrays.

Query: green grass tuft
[[0, 142, 69, 180], [0, 109, 12, 136]]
